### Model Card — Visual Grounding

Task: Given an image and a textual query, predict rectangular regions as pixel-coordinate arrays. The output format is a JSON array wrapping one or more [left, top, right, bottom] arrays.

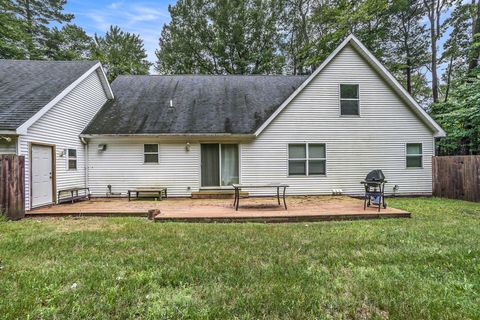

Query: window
[[68, 149, 77, 170], [144, 144, 159, 163], [288, 143, 326, 176], [340, 84, 359, 115], [406, 143, 422, 168]]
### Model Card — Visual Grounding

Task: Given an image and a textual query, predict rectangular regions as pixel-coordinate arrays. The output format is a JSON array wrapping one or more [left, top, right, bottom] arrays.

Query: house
[[82, 35, 445, 198], [0, 60, 113, 209], [0, 35, 445, 210]]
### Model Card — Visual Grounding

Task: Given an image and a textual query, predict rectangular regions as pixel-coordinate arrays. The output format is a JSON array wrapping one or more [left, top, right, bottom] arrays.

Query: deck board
[[26, 196, 410, 222]]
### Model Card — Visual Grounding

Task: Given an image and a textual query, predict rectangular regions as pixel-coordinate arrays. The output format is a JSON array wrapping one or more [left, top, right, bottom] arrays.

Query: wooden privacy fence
[[432, 155, 480, 202], [0, 155, 25, 220]]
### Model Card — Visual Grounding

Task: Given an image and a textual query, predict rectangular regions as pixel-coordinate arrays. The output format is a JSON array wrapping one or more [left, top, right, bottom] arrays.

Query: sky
[[65, 0, 175, 68]]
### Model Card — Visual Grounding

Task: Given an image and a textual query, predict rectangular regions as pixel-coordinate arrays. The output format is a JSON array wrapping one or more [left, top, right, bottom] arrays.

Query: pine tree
[[45, 24, 93, 60], [384, 0, 429, 97], [0, 0, 28, 58], [12, 0, 73, 59], [92, 25, 151, 82]]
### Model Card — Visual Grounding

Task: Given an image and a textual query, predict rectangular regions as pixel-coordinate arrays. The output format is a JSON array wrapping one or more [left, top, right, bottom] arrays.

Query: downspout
[[80, 137, 89, 189]]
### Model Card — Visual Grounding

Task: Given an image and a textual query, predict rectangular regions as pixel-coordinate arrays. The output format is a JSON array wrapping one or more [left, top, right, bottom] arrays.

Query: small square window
[[340, 84, 359, 116], [340, 84, 359, 99], [289, 144, 306, 158], [289, 160, 306, 175], [144, 144, 159, 163], [309, 160, 326, 175], [406, 143, 422, 168]]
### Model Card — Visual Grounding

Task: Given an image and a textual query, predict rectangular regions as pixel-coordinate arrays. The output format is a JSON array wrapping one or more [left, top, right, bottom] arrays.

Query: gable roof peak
[[254, 34, 446, 137]]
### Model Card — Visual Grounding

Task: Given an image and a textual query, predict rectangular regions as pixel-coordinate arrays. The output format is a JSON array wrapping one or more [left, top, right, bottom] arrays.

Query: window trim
[[67, 148, 77, 170], [339, 83, 360, 117], [287, 143, 327, 177], [143, 143, 159, 164], [405, 143, 423, 169]]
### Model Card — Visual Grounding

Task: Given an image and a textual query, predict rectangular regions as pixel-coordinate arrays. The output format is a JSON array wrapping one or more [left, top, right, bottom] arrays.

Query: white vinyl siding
[[87, 139, 199, 197], [240, 44, 435, 196], [18, 69, 108, 209]]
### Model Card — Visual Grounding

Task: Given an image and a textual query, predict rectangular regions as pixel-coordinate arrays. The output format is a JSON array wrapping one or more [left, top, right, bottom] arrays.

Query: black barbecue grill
[[361, 170, 387, 211]]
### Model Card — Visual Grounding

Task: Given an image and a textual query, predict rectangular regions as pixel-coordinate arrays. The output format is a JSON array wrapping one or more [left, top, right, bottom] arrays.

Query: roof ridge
[[115, 74, 309, 78]]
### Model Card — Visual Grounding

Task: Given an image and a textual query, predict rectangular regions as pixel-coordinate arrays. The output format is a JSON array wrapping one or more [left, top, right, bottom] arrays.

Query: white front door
[[31, 145, 53, 207]]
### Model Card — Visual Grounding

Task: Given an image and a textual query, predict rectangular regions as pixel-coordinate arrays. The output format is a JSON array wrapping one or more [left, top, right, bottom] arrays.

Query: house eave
[[79, 133, 256, 142], [0, 130, 19, 135]]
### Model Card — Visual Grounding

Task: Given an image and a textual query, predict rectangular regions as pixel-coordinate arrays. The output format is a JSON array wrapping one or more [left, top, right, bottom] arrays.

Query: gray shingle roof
[[0, 60, 98, 130], [83, 75, 308, 135]]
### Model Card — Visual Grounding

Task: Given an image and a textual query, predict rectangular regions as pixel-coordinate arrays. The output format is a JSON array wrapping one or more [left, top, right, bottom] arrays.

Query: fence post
[[0, 155, 25, 220]]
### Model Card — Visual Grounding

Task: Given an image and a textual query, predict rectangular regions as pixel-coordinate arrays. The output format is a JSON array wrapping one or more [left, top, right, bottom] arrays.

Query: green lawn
[[1, 198, 479, 319]]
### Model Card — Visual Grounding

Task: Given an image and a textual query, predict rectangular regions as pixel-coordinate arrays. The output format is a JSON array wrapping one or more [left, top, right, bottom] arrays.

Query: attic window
[[340, 84, 359, 116]]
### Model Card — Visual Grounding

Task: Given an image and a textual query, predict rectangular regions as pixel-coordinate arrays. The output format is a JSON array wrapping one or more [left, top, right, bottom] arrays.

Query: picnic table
[[57, 187, 90, 204], [127, 188, 168, 201], [232, 183, 289, 211]]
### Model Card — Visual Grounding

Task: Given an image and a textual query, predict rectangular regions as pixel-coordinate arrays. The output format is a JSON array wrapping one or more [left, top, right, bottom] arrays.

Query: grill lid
[[365, 170, 385, 182]]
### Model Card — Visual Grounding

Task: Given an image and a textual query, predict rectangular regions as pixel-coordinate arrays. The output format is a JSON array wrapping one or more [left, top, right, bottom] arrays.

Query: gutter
[[79, 133, 256, 138]]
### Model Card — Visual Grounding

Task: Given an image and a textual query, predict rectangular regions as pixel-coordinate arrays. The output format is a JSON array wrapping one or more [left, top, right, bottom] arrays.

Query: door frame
[[200, 143, 240, 189], [29, 142, 56, 207]]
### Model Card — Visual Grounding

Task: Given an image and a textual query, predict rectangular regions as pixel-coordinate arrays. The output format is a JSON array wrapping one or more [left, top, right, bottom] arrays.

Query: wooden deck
[[27, 196, 410, 222]]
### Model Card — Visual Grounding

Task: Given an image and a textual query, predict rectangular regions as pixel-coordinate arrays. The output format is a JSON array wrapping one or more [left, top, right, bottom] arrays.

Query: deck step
[[191, 190, 249, 199]]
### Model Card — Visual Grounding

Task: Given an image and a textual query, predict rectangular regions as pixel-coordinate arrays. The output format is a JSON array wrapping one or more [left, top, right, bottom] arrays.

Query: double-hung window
[[144, 144, 159, 163], [406, 143, 422, 168], [288, 143, 326, 176], [340, 84, 360, 115], [67, 149, 77, 170]]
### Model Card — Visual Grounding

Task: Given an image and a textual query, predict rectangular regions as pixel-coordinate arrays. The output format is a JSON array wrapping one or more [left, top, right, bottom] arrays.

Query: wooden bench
[[57, 187, 90, 204], [127, 188, 168, 201]]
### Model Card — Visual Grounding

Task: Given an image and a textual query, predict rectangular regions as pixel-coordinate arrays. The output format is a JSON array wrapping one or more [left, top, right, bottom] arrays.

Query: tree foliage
[[45, 24, 93, 60], [92, 25, 151, 82], [431, 70, 480, 155], [156, 0, 285, 74]]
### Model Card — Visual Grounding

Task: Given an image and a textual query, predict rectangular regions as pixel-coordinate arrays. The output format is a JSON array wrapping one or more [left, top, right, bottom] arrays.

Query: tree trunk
[[444, 55, 454, 102], [468, 0, 480, 71], [405, 56, 412, 94], [25, 0, 35, 59], [430, 24, 439, 102]]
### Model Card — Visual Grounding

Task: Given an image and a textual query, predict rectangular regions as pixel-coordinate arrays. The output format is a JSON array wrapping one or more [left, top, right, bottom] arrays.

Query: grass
[[0, 197, 479, 319]]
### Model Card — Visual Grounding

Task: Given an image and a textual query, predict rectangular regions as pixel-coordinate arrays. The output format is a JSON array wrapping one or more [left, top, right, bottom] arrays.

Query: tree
[[468, 0, 480, 71], [441, 2, 474, 101], [12, 0, 73, 59], [307, 0, 392, 68], [384, 0, 429, 96], [92, 25, 151, 82], [45, 24, 93, 60], [156, 0, 285, 75], [431, 70, 480, 155], [0, 0, 28, 59], [282, 0, 313, 75], [422, 0, 452, 102]]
